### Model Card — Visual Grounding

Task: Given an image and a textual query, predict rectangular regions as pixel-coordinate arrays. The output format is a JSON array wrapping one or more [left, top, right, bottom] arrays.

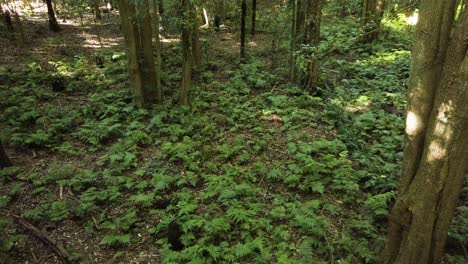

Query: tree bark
[[119, 0, 160, 107], [251, 0, 257, 36], [179, 0, 192, 105], [361, 0, 385, 43], [381, 2, 467, 263], [45, 0, 60, 32], [152, 0, 162, 101], [0, 141, 12, 168], [304, 0, 323, 91], [289, 0, 298, 82], [240, 0, 247, 60], [93, 0, 102, 21], [192, 14, 201, 74]]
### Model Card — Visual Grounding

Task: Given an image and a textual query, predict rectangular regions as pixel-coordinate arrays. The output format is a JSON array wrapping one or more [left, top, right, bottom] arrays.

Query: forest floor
[[1, 6, 466, 264]]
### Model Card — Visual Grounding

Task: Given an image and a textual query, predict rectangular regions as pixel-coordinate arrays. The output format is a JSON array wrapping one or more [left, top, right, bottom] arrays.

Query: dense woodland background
[[0, 0, 467, 263]]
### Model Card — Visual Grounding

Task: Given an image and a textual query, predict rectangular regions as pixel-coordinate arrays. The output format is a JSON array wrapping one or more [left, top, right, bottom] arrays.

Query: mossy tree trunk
[[0, 141, 12, 168], [179, 0, 193, 105], [45, 0, 60, 32], [240, 0, 247, 60], [381, 1, 467, 263], [119, 0, 160, 107], [361, 0, 385, 43]]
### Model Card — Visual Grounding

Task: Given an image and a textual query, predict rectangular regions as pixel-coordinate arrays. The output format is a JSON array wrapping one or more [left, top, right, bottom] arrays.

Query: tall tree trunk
[[119, 0, 160, 107], [0, 141, 12, 168], [179, 0, 192, 105], [240, 0, 247, 60], [192, 14, 201, 74], [214, 0, 224, 31], [45, 0, 60, 32], [251, 0, 257, 36], [13, 11, 25, 47], [93, 0, 102, 21], [289, 0, 298, 82], [304, 0, 323, 91], [361, 0, 385, 42], [152, 0, 162, 101], [381, 1, 467, 263]]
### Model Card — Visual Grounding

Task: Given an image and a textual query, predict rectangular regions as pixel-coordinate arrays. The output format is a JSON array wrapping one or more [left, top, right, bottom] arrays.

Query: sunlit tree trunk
[[119, 0, 160, 107], [240, 0, 247, 60], [381, 1, 467, 263], [361, 0, 385, 42], [251, 0, 257, 36], [0, 141, 12, 168], [179, 0, 192, 105], [45, 0, 60, 32]]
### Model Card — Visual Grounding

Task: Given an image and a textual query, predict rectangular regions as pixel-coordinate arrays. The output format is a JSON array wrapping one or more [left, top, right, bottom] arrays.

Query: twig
[[13, 215, 73, 264]]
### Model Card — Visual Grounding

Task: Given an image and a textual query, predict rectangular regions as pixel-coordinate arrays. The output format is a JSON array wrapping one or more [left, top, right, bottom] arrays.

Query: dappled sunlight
[[406, 13, 419, 26], [344, 95, 372, 113], [406, 111, 419, 136], [427, 140, 447, 162], [161, 37, 180, 43]]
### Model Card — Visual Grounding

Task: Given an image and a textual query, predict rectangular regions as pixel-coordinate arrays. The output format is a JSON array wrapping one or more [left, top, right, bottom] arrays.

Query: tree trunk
[[93, 0, 102, 21], [179, 0, 192, 105], [192, 15, 201, 74], [304, 0, 323, 91], [381, 2, 467, 263], [119, 0, 160, 107], [45, 0, 60, 32], [152, 0, 162, 101], [240, 0, 247, 60], [361, 0, 385, 43], [289, 0, 297, 82], [13, 11, 25, 47], [290, 0, 306, 83], [214, 0, 224, 31], [0, 141, 12, 168], [251, 0, 257, 36]]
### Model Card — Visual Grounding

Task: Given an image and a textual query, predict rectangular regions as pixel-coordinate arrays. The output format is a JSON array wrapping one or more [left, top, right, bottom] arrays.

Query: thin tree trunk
[[13, 11, 25, 47], [45, 0, 60, 32], [361, 0, 385, 42], [240, 0, 247, 60], [289, 0, 297, 82], [93, 0, 102, 21], [152, 0, 162, 102], [179, 0, 192, 105], [0, 141, 12, 168], [251, 0, 257, 36], [304, 0, 323, 91], [381, 2, 467, 263], [139, 0, 160, 104]]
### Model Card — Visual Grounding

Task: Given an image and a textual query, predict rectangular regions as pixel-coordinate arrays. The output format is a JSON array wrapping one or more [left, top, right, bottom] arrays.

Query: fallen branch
[[13, 216, 73, 264]]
